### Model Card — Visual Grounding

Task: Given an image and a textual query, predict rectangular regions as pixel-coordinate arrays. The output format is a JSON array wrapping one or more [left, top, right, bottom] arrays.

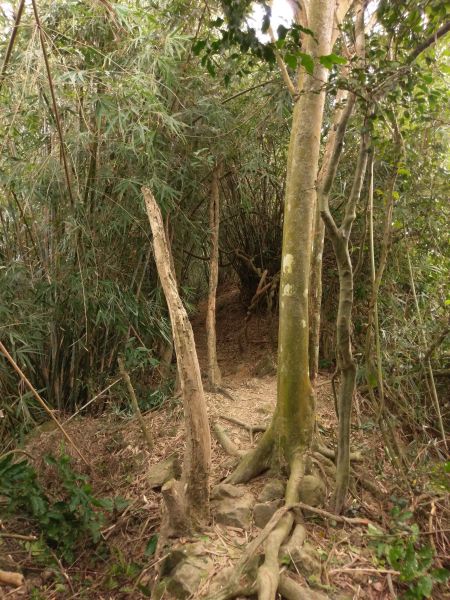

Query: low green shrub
[[0, 451, 125, 562], [368, 501, 449, 599]]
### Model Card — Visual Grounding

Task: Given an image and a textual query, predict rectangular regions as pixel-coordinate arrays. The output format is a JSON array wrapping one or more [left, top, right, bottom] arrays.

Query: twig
[[293, 502, 380, 529], [0, 533, 37, 541], [0, 570, 24, 588], [63, 378, 122, 424], [328, 567, 399, 576]]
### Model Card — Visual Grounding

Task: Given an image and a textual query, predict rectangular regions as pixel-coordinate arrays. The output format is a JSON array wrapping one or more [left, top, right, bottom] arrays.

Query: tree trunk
[[143, 187, 211, 530], [309, 89, 356, 381], [206, 165, 222, 390], [321, 123, 370, 513], [229, 0, 337, 480]]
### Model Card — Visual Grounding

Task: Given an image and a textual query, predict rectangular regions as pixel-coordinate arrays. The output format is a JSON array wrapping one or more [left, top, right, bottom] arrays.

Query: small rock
[[253, 499, 284, 528], [166, 555, 214, 599], [213, 485, 255, 529], [298, 475, 326, 507], [147, 454, 181, 489], [252, 354, 277, 377], [159, 543, 213, 599], [208, 555, 260, 595], [258, 479, 285, 502], [256, 404, 272, 415], [211, 483, 245, 500]]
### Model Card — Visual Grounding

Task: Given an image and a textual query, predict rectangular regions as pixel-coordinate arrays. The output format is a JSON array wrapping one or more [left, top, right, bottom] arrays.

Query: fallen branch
[[328, 567, 399, 576], [293, 502, 380, 529], [0, 570, 24, 587], [0, 533, 37, 541]]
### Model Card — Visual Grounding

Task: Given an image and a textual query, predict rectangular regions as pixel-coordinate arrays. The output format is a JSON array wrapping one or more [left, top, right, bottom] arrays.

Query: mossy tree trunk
[[229, 0, 342, 483]]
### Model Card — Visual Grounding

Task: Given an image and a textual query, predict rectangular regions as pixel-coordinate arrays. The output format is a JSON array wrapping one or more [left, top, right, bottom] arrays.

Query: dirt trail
[[193, 284, 338, 457]]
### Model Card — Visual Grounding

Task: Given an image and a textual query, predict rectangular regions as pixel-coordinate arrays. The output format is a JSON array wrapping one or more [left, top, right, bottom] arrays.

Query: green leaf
[[367, 523, 383, 536], [319, 53, 347, 69], [144, 534, 158, 556], [210, 17, 223, 27], [285, 54, 297, 69], [277, 25, 288, 40], [414, 575, 433, 597], [192, 40, 207, 56], [431, 567, 450, 583], [299, 53, 314, 75]]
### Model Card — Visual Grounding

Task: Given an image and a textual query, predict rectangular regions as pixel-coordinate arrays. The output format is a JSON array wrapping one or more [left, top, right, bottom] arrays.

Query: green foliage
[[144, 534, 158, 556], [105, 548, 143, 592], [193, 1, 318, 82], [0, 452, 123, 562], [368, 504, 449, 599]]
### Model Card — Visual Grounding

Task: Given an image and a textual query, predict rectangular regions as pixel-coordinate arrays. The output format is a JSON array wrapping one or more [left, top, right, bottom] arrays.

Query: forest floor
[[1, 284, 448, 599]]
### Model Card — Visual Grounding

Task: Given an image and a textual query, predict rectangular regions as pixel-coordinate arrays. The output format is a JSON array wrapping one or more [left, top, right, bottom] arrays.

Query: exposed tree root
[[204, 504, 292, 600], [206, 437, 376, 600], [278, 573, 329, 600], [256, 453, 305, 600], [226, 427, 275, 484], [257, 511, 294, 599], [218, 414, 267, 434], [314, 442, 362, 463], [213, 423, 245, 457]]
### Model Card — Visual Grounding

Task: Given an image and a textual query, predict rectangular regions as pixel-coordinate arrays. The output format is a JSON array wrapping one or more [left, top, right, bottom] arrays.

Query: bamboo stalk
[[118, 357, 153, 450], [0, 341, 89, 466]]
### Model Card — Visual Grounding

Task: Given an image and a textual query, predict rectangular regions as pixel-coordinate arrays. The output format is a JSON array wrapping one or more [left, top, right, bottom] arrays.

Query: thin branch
[[407, 21, 450, 63], [340, 120, 370, 238], [221, 78, 280, 104], [268, 25, 297, 98], [423, 324, 450, 362], [373, 20, 450, 100], [118, 357, 154, 450]]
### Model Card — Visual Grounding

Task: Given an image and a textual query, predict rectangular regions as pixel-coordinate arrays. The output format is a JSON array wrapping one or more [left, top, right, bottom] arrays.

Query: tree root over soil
[[204, 452, 333, 600], [208, 424, 374, 600]]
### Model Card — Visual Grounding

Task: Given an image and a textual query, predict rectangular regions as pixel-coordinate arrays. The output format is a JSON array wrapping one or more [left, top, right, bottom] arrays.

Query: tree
[[144, 189, 211, 533]]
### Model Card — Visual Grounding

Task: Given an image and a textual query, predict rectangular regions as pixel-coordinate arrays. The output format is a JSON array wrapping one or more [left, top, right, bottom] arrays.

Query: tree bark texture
[[321, 123, 370, 513], [143, 187, 211, 529], [206, 166, 222, 390], [276, 0, 336, 462]]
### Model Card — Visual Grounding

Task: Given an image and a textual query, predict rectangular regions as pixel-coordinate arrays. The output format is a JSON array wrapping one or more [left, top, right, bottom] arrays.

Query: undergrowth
[[0, 451, 127, 563], [369, 498, 449, 599]]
